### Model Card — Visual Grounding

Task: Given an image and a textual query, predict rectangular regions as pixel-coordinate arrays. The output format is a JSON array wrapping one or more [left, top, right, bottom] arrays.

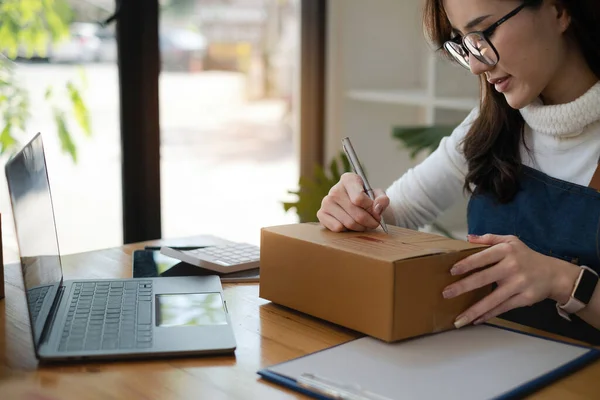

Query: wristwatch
[[556, 265, 599, 321]]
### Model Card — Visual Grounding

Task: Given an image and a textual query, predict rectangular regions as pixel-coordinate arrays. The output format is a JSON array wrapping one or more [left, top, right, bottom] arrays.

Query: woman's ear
[[551, 0, 571, 34]]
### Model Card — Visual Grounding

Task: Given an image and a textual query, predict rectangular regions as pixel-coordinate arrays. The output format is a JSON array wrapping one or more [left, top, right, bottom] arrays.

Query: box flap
[[262, 223, 487, 262]]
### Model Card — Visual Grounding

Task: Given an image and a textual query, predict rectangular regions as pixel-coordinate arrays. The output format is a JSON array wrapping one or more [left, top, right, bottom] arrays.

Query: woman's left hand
[[443, 234, 581, 328]]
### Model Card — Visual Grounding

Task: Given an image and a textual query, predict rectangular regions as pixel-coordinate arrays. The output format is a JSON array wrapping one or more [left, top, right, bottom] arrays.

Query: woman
[[317, 0, 600, 344]]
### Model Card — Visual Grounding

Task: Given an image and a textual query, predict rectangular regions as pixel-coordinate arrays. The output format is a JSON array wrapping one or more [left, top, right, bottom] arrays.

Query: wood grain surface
[[1, 236, 599, 399]]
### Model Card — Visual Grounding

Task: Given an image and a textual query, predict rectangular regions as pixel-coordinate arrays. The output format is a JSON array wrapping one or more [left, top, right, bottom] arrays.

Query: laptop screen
[[5, 133, 63, 344]]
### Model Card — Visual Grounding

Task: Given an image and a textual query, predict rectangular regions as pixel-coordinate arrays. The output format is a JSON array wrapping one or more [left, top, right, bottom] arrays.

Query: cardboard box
[[259, 223, 491, 342]]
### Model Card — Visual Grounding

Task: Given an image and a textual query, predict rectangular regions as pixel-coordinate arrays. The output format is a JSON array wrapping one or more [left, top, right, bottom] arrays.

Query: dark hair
[[423, 0, 600, 202]]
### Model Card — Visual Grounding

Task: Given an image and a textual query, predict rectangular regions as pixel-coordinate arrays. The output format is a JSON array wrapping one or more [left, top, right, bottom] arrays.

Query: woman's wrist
[[550, 259, 582, 304]]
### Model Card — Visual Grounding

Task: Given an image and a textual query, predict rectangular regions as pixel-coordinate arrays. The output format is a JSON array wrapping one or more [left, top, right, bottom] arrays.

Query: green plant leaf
[[392, 124, 460, 238], [329, 157, 340, 180], [45, 5, 71, 43], [313, 163, 328, 186], [392, 125, 455, 159], [66, 81, 91, 136], [0, 0, 86, 161], [54, 109, 77, 163], [0, 122, 16, 153], [282, 152, 353, 223], [45, 85, 53, 100], [341, 152, 351, 175], [0, 21, 19, 58]]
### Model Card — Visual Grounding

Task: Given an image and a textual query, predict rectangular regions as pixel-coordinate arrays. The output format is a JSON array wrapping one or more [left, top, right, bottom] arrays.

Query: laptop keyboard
[[59, 281, 153, 352], [27, 286, 51, 326]]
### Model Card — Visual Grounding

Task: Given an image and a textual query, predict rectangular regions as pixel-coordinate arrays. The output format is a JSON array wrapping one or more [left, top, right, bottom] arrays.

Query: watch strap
[[557, 266, 599, 321]]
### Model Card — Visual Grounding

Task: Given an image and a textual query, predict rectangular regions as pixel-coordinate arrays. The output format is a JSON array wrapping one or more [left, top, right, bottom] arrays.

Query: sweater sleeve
[[382, 107, 479, 229]]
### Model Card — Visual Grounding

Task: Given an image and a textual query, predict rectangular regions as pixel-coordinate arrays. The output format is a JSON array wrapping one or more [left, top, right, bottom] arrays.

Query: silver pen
[[341, 137, 389, 234]]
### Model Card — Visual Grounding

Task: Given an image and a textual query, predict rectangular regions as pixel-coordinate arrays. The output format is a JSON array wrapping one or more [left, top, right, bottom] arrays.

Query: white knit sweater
[[383, 81, 600, 229]]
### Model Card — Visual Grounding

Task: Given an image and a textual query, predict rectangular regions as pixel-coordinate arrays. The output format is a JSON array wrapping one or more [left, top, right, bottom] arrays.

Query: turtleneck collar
[[519, 81, 600, 138]]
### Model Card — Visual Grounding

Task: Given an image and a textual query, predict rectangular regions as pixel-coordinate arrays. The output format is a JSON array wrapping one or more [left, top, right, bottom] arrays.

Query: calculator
[[159, 243, 260, 274]]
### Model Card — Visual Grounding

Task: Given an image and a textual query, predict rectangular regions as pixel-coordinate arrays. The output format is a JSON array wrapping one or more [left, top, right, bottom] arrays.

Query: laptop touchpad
[[156, 293, 228, 327]]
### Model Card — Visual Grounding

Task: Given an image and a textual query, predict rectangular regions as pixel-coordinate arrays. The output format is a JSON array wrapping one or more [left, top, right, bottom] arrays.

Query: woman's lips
[[489, 76, 512, 93]]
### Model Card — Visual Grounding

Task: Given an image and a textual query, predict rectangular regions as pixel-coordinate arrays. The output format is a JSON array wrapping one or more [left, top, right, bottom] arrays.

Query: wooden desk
[[1, 236, 599, 399]]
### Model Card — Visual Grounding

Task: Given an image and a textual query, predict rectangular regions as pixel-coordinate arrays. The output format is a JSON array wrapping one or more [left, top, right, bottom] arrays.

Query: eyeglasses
[[443, 2, 530, 69]]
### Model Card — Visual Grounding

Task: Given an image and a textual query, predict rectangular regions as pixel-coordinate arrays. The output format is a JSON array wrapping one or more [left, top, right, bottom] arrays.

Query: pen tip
[[380, 221, 389, 234]]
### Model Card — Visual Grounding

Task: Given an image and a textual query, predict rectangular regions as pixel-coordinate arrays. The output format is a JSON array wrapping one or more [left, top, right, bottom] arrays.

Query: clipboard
[[257, 324, 599, 400]]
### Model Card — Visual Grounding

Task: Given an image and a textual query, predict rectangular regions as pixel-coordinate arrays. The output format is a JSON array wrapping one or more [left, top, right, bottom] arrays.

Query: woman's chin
[[504, 91, 536, 110]]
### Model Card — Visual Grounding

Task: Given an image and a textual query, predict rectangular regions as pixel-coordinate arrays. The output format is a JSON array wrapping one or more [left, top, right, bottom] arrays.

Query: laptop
[[4, 133, 237, 362]]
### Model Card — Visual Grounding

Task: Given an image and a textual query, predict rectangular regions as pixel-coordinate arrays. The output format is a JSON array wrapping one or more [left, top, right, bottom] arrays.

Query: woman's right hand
[[317, 172, 390, 232]]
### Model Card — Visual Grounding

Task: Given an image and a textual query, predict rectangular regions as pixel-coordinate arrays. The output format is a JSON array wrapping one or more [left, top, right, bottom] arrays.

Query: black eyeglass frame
[[443, 2, 531, 69]]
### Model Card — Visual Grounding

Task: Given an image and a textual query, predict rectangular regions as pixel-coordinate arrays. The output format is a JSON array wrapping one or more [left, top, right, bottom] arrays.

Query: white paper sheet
[[264, 325, 594, 400]]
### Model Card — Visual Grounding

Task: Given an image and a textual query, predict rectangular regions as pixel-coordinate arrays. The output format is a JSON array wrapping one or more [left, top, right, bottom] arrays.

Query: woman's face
[[443, 0, 570, 109]]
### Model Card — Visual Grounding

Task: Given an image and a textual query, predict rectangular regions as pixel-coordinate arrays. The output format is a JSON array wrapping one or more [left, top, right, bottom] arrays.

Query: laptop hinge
[[40, 285, 65, 345]]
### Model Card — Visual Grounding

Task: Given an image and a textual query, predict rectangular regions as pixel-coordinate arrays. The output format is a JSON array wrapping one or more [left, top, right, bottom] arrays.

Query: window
[[159, 0, 301, 245], [0, 2, 122, 263]]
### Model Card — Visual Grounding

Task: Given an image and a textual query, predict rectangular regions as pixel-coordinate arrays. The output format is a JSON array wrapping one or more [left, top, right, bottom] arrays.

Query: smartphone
[[132, 249, 260, 283]]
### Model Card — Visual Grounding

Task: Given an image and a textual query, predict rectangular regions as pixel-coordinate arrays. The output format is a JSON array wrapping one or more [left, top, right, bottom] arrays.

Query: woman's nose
[[468, 53, 494, 76]]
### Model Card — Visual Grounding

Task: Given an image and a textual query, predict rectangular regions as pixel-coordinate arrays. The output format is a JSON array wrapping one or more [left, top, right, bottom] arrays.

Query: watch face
[[574, 269, 599, 305]]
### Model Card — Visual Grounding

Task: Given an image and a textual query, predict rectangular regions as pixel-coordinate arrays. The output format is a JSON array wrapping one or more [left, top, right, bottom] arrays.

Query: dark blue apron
[[467, 164, 600, 344]]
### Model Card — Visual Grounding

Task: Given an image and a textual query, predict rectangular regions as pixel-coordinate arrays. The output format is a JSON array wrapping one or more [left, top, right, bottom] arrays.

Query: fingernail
[[454, 316, 469, 329], [374, 203, 382, 214], [451, 262, 464, 275], [467, 234, 480, 240], [442, 288, 455, 299]]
